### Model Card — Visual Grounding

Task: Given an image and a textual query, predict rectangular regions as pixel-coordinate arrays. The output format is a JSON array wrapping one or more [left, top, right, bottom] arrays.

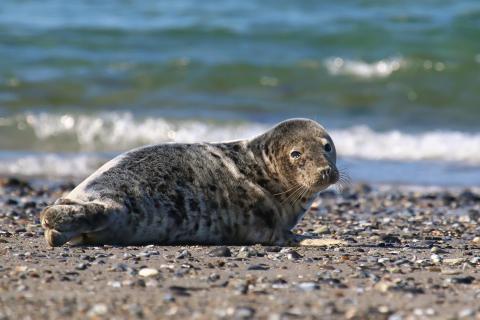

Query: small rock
[[6, 199, 18, 206], [271, 278, 288, 289], [109, 263, 129, 272], [247, 264, 270, 271], [469, 257, 479, 265], [299, 238, 346, 247], [443, 258, 464, 266], [441, 269, 462, 275], [234, 281, 248, 295], [208, 246, 231, 257], [75, 263, 88, 271], [314, 225, 330, 234], [381, 234, 401, 244], [134, 279, 146, 287], [377, 305, 390, 314], [237, 246, 257, 258], [458, 309, 475, 318], [87, 304, 108, 317], [234, 306, 255, 319], [127, 304, 144, 318], [107, 281, 122, 288], [297, 282, 319, 291], [281, 249, 302, 260], [430, 246, 440, 253], [138, 268, 159, 277], [448, 276, 475, 284], [430, 254, 442, 264], [163, 293, 175, 302], [176, 249, 190, 259], [146, 279, 159, 287], [208, 273, 220, 282]]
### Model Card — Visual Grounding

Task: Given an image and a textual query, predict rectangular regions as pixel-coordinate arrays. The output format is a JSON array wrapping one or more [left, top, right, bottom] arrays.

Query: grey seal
[[40, 118, 340, 246]]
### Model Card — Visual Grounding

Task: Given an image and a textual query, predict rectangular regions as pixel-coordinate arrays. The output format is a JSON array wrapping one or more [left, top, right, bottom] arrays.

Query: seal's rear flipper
[[40, 200, 111, 247]]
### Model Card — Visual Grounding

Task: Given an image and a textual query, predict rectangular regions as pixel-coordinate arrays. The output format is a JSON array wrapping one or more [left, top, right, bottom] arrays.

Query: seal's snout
[[318, 166, 331, 179], [318, 165, 339, 185]]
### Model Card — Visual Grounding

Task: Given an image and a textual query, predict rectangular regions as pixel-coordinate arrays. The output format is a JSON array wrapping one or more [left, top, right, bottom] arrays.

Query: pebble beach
[[1, 178, 479, 320], [2, 1, 480, 319]]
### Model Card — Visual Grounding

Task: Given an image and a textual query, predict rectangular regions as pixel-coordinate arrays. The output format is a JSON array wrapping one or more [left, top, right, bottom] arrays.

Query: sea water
[[1, 0, 479, 186]]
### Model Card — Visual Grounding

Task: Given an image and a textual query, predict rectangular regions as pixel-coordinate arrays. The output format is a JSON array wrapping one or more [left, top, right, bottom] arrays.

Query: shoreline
[[0, 177, 479, 319]]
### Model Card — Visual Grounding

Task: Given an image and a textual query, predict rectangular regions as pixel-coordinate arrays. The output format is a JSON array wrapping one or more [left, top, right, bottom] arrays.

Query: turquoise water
[[1, 0, 480, 185]]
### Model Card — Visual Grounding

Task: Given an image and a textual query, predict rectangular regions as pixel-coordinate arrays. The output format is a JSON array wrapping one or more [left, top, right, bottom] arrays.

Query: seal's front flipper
[[40, 200, 111, 247]]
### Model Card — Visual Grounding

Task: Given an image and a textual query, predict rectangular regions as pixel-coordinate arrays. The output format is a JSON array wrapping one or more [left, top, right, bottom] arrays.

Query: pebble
[[208, 273, 220, 282], [237, 246, 257, 258], [458, 309, 475, 318], [430, 254, 442, 264], [107, 281, 121, 288], [138, 268, 159, 277], [176, 249, 191, 259], [234, 306, 255, 319], [247, 264, 270, 271], [314, 225, 330, 234], [447, 276, 475, 284], [297, 282, 320, 291], [1, 181, 479, 319], [208, 246, 231, 257], [163, 293, 175, 302], [443, 258, 464, 265], [109, 263, 129, 272], [87, 304, 108, 317]]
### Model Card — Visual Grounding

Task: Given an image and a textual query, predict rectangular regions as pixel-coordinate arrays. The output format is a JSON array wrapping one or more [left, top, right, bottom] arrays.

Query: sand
[[0, 178, 479, 319]]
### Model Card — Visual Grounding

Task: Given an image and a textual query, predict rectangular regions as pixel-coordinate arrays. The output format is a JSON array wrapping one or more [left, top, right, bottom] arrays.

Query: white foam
[[23, 112, 267, 151], [0, 152, 104, 178], [324, 57, 405, 79], [3, 112, 480, 179], [331, 126, 480, 164]]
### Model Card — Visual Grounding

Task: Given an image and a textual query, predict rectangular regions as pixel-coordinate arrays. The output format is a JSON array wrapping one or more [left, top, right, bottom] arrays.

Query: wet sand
[[0, 178, 479, 319]]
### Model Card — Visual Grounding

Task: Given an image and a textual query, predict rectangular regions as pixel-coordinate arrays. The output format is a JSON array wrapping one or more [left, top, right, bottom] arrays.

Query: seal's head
[[254, 118, 339, 195]]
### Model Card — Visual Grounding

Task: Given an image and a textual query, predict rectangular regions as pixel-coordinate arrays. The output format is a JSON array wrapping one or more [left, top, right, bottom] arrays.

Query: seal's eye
[[290, 151, 301, 159], [324, 143, 332, 153]]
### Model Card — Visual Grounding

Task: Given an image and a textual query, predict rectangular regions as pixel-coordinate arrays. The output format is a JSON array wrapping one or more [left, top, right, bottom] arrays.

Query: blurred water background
[[1, 0, 480, 186]]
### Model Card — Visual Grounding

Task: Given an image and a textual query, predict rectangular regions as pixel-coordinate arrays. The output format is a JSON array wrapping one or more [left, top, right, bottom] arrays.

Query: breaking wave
[[324, 57, 406, 79], [1, 112, 480, 178], [1, 112, 478, 164]]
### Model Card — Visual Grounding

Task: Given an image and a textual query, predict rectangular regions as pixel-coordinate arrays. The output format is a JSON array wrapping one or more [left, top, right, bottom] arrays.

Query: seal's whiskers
[[281, 184, 305, 205], [273, 183, 303, 196], [335, 167, 352, 193]]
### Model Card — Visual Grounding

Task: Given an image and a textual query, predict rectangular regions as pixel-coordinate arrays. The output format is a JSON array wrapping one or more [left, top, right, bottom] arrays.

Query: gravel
[[0, 178, 479, 319]]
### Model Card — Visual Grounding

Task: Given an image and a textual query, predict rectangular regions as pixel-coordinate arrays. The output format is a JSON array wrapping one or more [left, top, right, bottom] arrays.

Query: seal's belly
[[121, 189, 274, 245]]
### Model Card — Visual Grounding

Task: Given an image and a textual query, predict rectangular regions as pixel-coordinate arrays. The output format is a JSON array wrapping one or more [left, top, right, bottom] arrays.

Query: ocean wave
[[324, 57, 405, 79], [0, 152, 105, 178], [2, 112, 480, 165], [331, 126, 480, 164], [21, 112, 266, 150]]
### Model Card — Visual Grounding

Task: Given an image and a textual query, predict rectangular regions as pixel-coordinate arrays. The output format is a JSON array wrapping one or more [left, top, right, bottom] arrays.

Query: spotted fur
[[40, 118, 339, 246]]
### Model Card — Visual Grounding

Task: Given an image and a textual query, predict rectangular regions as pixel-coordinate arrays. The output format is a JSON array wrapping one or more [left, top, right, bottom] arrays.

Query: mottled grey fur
[[40, 118, 339, 246]]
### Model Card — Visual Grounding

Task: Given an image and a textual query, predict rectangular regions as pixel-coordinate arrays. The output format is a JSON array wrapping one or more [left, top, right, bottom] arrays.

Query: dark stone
[[208, 246, 232, 257], [449, 276, 475, 284], [247, 264, 270, 271]]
